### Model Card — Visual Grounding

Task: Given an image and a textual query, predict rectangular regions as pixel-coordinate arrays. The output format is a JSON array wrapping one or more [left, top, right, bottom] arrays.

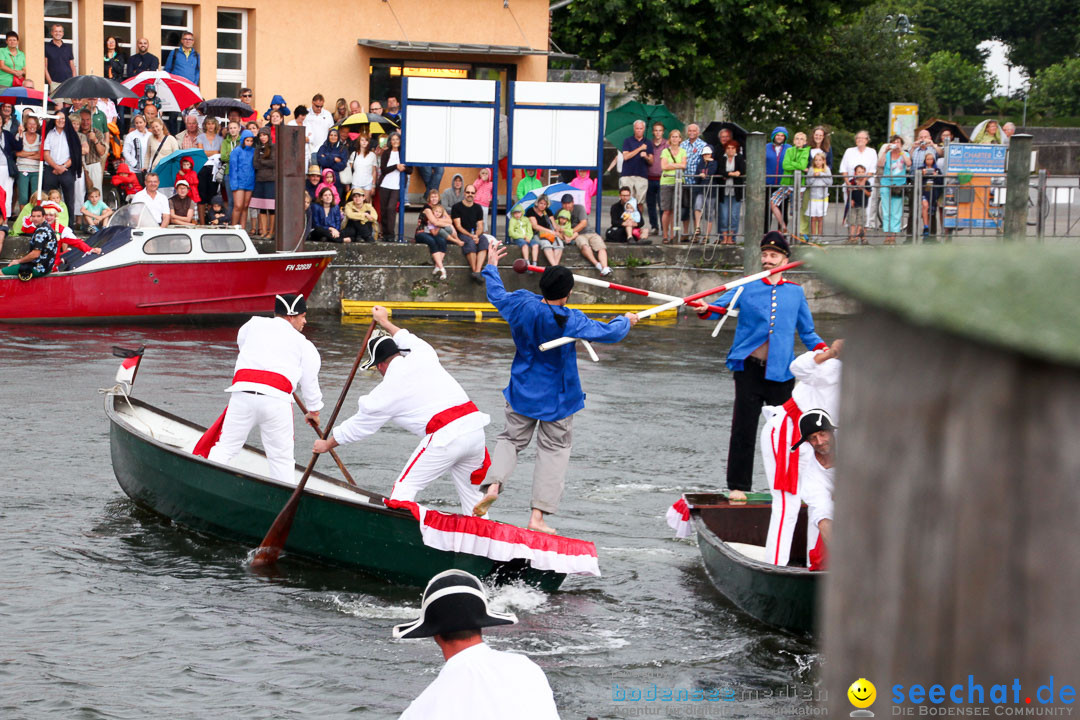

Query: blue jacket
[[163, 47, 199, 84], [311, 203, 342, 230], [263, 95, 291, 120], [228, 130, 256, 191], [765, 126, 790, 186], [705, 278, 825, 382], [484, 265, 631, 421], [317, 140, 348, 174]]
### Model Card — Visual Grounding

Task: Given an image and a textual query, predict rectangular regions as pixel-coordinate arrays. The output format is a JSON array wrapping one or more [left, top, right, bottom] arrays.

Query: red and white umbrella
[[118, 71, 202, 113]]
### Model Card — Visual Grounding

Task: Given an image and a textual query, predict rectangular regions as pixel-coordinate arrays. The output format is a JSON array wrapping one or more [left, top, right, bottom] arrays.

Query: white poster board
[[404, 105, 495, 165]]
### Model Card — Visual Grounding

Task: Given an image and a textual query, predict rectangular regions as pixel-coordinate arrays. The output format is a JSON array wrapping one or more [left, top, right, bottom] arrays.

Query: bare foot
[[527, 519, 557, 534], [472, 484, 500, 517]]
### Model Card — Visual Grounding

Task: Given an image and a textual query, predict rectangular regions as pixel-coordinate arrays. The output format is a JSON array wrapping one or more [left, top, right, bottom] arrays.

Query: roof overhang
[[357, 39, 551, 56]]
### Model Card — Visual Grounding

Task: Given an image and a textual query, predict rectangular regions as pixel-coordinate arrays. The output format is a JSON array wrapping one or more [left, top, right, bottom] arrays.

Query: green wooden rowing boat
[[106, 392, 566, 590], [685, 493, 819, 634]]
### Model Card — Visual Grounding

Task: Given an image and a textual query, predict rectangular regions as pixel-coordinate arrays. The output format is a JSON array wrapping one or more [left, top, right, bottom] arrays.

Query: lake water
[[0, 312, 845, 719]]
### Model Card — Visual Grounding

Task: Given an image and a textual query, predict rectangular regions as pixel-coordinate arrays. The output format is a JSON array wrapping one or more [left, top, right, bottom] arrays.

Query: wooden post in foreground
[[742, 132, 766, 274], [1003, 134, 1032, 241], [817, 245, 1080, 715], [275, 124, 307, 252]]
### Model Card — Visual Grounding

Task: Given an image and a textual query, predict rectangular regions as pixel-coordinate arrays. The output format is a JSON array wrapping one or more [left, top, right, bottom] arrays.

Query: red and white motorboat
[[1, 206, 334, 323]]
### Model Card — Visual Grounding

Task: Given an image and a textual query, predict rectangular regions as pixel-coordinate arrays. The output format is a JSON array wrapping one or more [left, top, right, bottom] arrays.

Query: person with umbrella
[[0, 31, 26, 89]]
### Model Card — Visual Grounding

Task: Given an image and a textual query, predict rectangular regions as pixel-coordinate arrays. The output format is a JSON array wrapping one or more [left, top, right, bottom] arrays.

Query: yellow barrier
[[340, 300, 678, 323]]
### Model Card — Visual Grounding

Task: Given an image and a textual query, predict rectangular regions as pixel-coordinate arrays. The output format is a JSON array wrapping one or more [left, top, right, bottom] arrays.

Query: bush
[[1030, 58, 1080, 117]]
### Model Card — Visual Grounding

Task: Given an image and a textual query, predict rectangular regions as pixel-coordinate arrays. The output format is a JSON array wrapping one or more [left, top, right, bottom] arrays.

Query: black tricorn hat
[[274, 293, 306, 316], [761, 230, 790, 256], [360, 334, 408, 370], [392, 570, 518, 639], [791, 408, 837, 450]]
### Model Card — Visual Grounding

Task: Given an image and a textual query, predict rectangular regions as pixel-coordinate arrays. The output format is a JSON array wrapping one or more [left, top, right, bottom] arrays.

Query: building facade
[[8, 0, 550, 115]]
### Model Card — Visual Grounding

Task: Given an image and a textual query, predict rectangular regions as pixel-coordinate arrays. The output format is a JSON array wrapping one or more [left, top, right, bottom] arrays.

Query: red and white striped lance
[[539, 260, 805, 352]]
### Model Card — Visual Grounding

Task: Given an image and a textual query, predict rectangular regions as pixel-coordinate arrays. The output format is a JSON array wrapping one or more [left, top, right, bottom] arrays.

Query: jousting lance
[[537, 260, 805, 352]]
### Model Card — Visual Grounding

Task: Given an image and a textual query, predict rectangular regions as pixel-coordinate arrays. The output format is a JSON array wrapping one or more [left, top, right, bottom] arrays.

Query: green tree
[[926, 50, 995, 115], [991, 0, 1080, 74], [1030, 58, 1080, 117], [913, 0, 995, 64], [551, 0, 861, 114]]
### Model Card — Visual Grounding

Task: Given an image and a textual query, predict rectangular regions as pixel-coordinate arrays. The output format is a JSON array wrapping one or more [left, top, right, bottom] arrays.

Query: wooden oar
[[539, 260, 804, 351], [293, 392, 356, 486], [250, 320, 377, 568]]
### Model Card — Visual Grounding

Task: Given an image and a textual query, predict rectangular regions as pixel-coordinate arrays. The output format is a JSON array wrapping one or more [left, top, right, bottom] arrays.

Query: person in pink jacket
[[473, 167, 494, 224], [569, 169, 597, 215]]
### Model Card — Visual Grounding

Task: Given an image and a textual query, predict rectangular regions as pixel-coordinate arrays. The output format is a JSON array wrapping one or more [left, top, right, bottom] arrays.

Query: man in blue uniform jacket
[[476, 241, 639, 533], [697, 231, 827, 498]]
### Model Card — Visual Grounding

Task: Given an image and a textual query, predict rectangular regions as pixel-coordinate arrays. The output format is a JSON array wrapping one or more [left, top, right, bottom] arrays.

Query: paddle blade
[[249, 483, 305, 568]]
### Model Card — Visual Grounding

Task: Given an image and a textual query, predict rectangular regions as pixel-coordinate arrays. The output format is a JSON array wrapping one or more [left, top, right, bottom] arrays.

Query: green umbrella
[[605, 101, 683, 149]]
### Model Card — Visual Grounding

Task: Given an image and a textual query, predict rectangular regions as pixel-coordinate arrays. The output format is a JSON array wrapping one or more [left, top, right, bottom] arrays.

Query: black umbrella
[[703, 121, 749, 153], [917, 118, 969, 143], [196, 97, 254, 115], [51, 75, 138, 101]]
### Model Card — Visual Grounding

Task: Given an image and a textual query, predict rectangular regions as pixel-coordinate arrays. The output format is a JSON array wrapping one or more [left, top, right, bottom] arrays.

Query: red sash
[[192, 370, 293, 458], [424, 401, 490, 485], [232, 369, 293, 393], [809, 534, 828, 571], [773, 398, 802, 495]]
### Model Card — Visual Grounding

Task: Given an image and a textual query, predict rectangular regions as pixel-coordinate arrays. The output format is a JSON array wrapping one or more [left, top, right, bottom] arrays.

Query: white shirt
[[333, 329, 489, 448], [225, 316, 324, 410], [286, 119, 316, 158], [399, 643, 559, 720], [123, 129, 150, 171], [305, 108, 335, 152], [130, 188, 172, 226], [380, 150, 401, 189], [788, 351, 841, 420], [799, 451, 835, 531], [349, 151, 379, 190], [43, 128, 71, 165], [839, 146, 878, 179]]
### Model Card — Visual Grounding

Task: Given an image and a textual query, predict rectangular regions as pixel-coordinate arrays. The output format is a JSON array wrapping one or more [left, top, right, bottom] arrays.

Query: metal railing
[[666, 168, 1080, 245]]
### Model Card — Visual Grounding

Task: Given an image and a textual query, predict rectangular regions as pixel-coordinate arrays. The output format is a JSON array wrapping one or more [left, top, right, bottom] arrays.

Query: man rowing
[[760, 342, 841, 566], [696, 231, 827, 500], [475, 241, 638, 533], [790, 408, 836, 571], [313, 306, 490, 514], [200, 294, 324, 484]]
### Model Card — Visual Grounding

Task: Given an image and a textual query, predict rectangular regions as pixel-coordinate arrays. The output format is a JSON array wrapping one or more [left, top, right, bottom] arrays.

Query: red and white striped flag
[[113, 346, 145, 388], [666, 497, 693, 539]]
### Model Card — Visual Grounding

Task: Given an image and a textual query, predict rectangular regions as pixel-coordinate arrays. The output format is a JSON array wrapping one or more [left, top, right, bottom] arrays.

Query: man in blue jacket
[[696, 231, 827, 498], [476, 242, 638, 533], [163, 31, 200, 84], [764, 127, 791, 229]]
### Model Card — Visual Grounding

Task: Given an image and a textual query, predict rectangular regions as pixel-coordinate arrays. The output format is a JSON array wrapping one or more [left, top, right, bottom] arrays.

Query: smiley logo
[[847, 678, 876, 709]]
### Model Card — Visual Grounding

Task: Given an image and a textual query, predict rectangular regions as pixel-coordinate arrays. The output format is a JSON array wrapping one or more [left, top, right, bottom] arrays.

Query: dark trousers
[[726, 357, 795, 492], [43, 169, 77, 213], [646, 178, 661, 230], [378, 187, 399, 241], [341, 219, 374, 242]]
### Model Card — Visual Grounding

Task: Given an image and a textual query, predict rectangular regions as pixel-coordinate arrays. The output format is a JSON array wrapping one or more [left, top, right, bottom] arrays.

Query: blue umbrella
[[508, 182, 586, 216], [155, 148, 208, 188]]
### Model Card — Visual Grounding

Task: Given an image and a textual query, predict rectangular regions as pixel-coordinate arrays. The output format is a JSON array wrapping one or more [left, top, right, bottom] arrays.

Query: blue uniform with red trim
[[705, 278, 825, 381]]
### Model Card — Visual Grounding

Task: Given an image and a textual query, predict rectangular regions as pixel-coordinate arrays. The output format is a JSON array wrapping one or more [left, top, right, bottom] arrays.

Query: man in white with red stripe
[[760, 340, 842, 567], [203, 294, 323, 483], [313, 306, 491, 514]]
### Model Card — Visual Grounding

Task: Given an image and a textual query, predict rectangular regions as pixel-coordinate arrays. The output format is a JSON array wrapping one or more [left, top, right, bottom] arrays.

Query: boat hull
[[687, 494, 818, 634], [1, 254, 333, 323], [107, 395, 565, 590]]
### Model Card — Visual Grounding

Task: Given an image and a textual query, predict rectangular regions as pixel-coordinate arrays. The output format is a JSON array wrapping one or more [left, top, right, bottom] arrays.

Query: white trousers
[[760, 416, 818, 567], [390, 428, 486, 514], [207, 392, 295, 484]]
